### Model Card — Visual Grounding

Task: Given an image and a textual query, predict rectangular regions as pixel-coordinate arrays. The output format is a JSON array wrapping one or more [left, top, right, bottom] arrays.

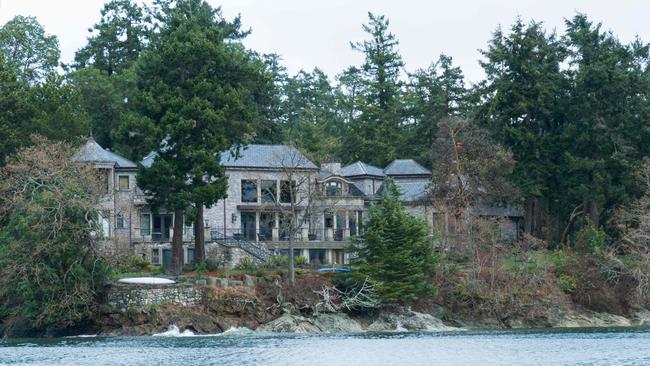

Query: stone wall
[[107, 284, 206, 308]]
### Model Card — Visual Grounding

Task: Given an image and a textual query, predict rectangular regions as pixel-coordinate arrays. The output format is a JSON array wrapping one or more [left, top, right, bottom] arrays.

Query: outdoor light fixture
[[231, 213, 237, 223]]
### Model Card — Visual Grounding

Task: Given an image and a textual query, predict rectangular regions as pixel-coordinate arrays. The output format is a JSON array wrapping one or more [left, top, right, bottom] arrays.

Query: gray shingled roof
[[76, 138, 137, 169], [141, 144, 318, 170], [383, 159, 431, 176], [342, 161, 386, 177], [377, 180, 431, 202], [220, 145, 318, 170]]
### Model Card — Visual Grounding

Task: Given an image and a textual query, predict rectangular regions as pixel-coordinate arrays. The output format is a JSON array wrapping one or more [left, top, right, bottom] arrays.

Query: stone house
[[77, 139, 521, 269]]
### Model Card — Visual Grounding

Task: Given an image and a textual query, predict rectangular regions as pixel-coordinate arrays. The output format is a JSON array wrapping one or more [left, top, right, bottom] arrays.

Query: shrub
[[265, 255, 288, 268], [295, 255, 308, 266], [558, 274, 577, 293], [576, 223, 608, 253], [234, 257, 257, 272]]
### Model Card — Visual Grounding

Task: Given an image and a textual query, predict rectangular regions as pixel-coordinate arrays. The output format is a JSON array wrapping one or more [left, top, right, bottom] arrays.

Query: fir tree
[[350, 183, 436, 304]]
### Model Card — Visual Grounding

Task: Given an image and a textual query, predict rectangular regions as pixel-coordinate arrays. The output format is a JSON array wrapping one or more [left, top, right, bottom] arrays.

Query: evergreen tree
[[404, 54, 468, 166], [341, 13, 404, 166], [0, 15, 60, 84], [476, 19, 568, 238], [0, 56, 35, 166], [560, 14, 650, 233], [350, 183, 436, 304], [74, 0, 150, 76], [131, 0, 269, 271], [284, 68, 343, 161]]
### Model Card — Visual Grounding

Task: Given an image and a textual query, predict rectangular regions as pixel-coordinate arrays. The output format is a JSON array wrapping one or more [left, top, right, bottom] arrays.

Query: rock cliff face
[[256, 310, 457, 333]]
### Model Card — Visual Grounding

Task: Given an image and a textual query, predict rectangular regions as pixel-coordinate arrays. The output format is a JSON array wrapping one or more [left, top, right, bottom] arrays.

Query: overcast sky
[[1, 0, 648, 83]]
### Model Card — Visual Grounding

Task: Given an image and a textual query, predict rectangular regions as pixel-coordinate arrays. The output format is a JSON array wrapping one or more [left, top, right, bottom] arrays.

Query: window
[[151, 248, 160, 264], [326, 181, 343, 196], [140, 214, 151, 236], [118, 175, 130, 190], [280, 180, 296, 203], [241, 180, 258, 203], [261, 180, 277, 203], [99, 169, 109, 194], [99, 211, 110, 238], [324, 212, 333, 228], [116, 213, 125, 229]]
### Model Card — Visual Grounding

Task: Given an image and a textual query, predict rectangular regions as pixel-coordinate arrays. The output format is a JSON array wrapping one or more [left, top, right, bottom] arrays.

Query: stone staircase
[[210, 231, 273, 261]]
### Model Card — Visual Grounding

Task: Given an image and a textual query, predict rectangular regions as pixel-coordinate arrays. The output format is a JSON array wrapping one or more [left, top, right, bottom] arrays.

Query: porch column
[[327, 249, 333, 264], [255, 211, 260, 242], [343, 211, 350, 239], [355, 211, 360, 235], [272, 212, 279, 242]]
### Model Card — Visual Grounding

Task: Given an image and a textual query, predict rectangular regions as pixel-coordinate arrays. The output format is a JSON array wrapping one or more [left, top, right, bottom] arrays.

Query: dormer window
[[326, 181, 343, 196], [118, 175, 130, 190]]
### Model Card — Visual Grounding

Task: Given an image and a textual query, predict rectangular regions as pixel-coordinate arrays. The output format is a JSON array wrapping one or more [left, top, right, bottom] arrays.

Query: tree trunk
[[288, 233, 295, 284], [584, 199, 600, 227], [194, 203, 205, 263], [171, 209, 185, 275], [560, 203, 584, 249]]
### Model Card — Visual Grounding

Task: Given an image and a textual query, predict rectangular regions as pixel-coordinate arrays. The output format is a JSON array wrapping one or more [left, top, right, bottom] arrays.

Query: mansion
[[76, 138, 522, 269]]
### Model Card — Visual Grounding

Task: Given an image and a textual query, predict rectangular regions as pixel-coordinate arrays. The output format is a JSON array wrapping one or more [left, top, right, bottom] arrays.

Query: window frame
[[118, 175, 130, 190], [280, 180, 296, 203], [140, 213, 151, 236], [261, 179, 277, 203], [241, 179, 258, 203], [116, 213, 125, 229]]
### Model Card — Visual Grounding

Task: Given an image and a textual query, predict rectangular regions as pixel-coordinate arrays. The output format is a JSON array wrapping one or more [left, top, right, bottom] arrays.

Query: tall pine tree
[[131, 0, 270, 271]]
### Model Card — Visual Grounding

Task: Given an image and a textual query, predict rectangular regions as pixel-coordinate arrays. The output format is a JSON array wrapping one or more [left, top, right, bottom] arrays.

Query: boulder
[[367, 310, 457, 332], [256, 313, 322, 333], [312, 313, 364, 333]]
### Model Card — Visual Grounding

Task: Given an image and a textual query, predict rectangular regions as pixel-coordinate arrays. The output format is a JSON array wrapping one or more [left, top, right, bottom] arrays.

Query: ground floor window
[[186, 247, 194, 264], [151, 248, 160, 264], [309, 249, 327, 265]]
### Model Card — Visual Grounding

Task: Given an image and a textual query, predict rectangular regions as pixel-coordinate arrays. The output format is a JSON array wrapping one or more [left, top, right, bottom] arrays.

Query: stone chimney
[[321, 157, 342, 175]]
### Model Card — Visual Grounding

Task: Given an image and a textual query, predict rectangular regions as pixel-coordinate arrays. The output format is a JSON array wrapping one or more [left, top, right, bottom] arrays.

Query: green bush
[[265, 255, 288, 268], [234, 257, 257, 272], [295, 255, 308, 266], [550, 250, 577, 274], [559, 274, 577, 293], [576, 223, 608, 253]]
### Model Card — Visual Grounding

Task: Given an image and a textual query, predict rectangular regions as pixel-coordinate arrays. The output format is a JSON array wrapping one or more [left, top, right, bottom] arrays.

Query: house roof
[[141, 144, 318, 170], [378, 180, 430, 202], [75, 138, 137, 169], [341, 161, 386, 177], [383, 159, 431, 176], [220, 144, 318, 170]]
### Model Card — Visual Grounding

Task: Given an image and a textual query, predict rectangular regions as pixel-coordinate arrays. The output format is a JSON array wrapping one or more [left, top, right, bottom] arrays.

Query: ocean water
[[1, 327, 649, 366]]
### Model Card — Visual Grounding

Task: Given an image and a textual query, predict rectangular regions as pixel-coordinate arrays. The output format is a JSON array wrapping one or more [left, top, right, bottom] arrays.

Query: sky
[[1, 0, 649, 84]]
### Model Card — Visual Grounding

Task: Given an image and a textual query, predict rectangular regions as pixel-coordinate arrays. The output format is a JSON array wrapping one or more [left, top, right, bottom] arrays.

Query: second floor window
[[99, 169, 109, 194], [280, 180, 296, 203], [140, 213, 151, 236], [261, 180, 277, 203], [241, 179, 258, 203], [116, 213, 125, 229], [118, 175, 130, 190], [326, 181, 343, 196]]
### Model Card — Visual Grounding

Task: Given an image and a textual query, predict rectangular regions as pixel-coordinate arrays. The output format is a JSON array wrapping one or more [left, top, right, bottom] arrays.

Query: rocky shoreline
[[90, 306, 650, 337]]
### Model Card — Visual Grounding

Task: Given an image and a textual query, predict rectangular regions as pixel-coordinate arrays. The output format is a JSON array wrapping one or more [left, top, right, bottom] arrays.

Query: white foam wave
[[153, 325, 195, 337]]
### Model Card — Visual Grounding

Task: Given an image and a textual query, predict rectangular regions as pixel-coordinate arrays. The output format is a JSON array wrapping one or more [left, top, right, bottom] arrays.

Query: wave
[[153, 325, 195, 337], [151, 325, 254, 337]]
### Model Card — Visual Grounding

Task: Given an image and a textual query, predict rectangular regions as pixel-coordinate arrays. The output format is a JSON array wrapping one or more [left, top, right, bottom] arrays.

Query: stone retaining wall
[[107, 284, 206, 308]]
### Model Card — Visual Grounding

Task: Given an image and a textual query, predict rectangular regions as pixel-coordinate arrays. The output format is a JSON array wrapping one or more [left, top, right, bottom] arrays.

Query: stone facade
[[80, 140, 522, 269]]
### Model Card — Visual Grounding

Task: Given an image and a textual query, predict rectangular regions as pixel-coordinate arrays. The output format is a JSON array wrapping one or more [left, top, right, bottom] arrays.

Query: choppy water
[[1, 327, 649, 366]]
